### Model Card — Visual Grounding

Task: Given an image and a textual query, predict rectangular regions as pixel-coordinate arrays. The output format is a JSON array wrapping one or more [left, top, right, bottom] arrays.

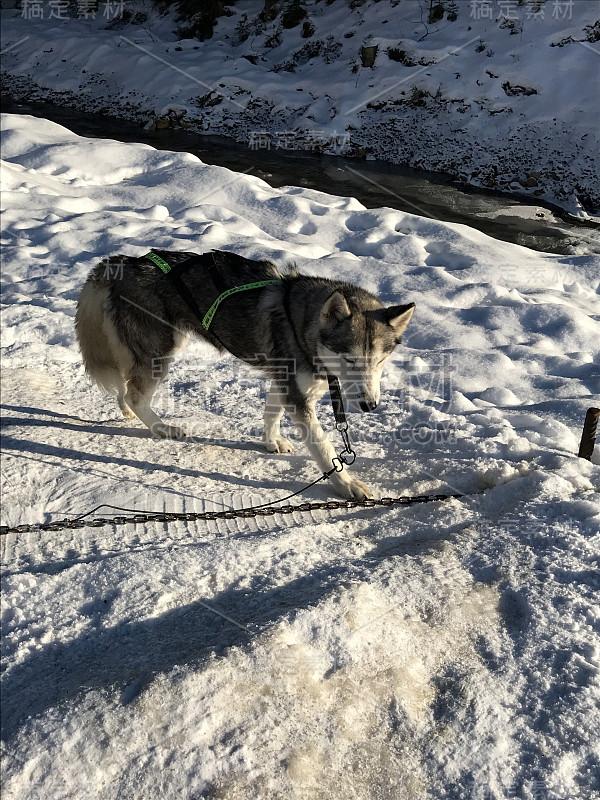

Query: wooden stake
[[578, 407, 600, 461]]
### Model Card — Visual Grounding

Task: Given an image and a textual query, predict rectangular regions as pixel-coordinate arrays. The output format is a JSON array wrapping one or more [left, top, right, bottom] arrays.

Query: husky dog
[[75, 249, 414, 500]]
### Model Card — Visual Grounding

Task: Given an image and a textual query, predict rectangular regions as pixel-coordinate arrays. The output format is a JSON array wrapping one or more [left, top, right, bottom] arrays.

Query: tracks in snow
[[0, 492, 335, 576]]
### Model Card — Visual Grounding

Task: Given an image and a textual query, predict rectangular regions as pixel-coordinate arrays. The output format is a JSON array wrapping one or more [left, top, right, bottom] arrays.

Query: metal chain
[[0, 493, 466, 536], [0, 378, 468, 537]]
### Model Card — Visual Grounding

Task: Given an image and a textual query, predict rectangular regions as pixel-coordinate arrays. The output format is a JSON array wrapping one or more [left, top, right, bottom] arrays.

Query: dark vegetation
[[152, 0, 461, 42], [157, 0, 236, 40]]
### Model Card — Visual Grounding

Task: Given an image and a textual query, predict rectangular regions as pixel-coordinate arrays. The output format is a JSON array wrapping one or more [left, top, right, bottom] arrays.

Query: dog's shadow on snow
[[1, 404, 266, 449], [0, 545, 373, 741], [0, 514, 465, 743], [1, 407, 470, 742], [1, 405, 289, 490]]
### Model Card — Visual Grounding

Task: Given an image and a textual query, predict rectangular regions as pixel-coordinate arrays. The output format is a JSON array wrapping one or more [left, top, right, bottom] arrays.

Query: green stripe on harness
[[145, 251, 283, 330], [200, 279, 282, 330], [146, 251, 172, 274]]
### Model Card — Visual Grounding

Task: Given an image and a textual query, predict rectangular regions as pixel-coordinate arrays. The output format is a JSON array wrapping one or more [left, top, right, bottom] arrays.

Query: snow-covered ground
[[1, 113, 600, 799], [1, 0, 599, 217]]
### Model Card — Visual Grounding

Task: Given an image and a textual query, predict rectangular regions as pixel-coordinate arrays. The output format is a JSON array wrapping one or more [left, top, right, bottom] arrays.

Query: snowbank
[[1, 0, 599, 216], [1, 113, 599, 799]]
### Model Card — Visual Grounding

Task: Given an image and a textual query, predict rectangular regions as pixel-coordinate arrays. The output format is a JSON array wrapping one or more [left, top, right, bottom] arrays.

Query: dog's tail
[[75, 273, 123, 394]]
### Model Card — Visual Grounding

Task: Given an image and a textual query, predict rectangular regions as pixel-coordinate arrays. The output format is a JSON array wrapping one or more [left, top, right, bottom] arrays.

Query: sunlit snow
[[1, 114, 599, 800]]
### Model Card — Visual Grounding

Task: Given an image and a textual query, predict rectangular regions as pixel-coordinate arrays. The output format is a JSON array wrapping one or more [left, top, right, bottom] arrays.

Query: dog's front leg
[[290, 395, 373, 501]]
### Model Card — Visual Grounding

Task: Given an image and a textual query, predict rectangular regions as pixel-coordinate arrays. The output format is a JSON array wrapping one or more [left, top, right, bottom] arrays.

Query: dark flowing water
[[4, 97, 599, 255]]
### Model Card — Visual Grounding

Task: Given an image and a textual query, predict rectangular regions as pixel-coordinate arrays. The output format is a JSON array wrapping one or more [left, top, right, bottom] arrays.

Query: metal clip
[[340, 449, 356, 465], [331, 457, 345, 473]]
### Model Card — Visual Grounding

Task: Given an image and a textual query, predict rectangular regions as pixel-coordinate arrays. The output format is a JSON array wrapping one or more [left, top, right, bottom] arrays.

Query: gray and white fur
[[75, 249, 414, 499]]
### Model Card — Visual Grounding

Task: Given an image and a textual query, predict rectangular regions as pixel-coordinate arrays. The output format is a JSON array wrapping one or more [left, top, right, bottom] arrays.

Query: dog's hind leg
[[117, 390, 136, 420], [102, 314, 138, 420], [124, 364, 187, 440], [262, 383, 294, 454]]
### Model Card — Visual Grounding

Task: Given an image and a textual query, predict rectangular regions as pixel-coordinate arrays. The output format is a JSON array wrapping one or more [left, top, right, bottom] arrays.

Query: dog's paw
[[152, 423, 188, 440], [118, 398, 137, 419], [331, 473, 373, 501], [264, 436, 294, 454]]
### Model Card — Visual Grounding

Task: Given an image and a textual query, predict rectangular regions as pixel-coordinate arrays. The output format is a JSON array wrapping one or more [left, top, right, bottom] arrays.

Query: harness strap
[[328, 374, 356, 466], [145, 252, 172, 274], [201, 279, 282, 330], [146, 251, 207, 326], [145, 251, 282, 330], [328, 374, 347, 428]]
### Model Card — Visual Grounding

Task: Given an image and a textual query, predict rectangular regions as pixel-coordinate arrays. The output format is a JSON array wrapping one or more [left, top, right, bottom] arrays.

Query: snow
[[1, 0, 599, 217], [1, 113, 600, 799]]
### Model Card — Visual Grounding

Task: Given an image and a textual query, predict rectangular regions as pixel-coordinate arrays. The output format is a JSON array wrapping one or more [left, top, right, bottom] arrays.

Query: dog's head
[[317, 290, 415, 412]]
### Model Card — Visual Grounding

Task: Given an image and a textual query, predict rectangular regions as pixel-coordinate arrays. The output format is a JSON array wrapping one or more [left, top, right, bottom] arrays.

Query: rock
[[502, 81, 538, 97], [360, 45, 378, 68], [301, 20, 315, 38], [428, 3, 445, 24]]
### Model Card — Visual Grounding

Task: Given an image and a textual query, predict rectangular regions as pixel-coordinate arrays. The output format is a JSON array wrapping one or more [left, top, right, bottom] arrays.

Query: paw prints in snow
[[343, 211, 387, 232], [143, 204, 170, 221], [425, 240, 477, 270], [288, 220, 318, 236], [337, 210, 419, 258], [338, 229, 406, 258]]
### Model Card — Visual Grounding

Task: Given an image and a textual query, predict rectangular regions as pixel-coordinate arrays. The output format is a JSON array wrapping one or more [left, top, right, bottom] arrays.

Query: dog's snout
[[359, 400, 378, 412]]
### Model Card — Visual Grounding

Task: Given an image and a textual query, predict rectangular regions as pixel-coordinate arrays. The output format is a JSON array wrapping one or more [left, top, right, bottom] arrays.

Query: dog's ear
[[320, 290, 351, 324], [387, 303, 415, 338]]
